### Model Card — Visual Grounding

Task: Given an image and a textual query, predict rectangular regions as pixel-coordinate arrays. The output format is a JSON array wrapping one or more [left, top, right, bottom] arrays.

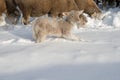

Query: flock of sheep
[[0, 0, 119, 43]]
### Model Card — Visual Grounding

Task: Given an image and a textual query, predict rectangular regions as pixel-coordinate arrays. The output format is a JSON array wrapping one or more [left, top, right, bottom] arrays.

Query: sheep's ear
[[62, 12, 70, 16], [91, 12, 97, 18], [70, 10, 75, 13], [79, 10, 84, 14]]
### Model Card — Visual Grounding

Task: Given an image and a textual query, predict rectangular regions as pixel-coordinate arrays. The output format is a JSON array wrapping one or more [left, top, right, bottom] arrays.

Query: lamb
[[32, 10, 86, 43]]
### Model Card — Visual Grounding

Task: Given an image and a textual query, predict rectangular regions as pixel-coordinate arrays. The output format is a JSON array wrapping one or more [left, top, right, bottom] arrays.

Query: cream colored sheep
[[33, 10, 86, 43]]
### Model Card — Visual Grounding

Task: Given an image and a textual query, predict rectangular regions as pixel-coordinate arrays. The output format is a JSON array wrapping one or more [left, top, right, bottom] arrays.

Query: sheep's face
[[77, 13, 87, 28], [62, 10, 87, 28], [5, 10, 20, 24], [63, 10, 83, 22]]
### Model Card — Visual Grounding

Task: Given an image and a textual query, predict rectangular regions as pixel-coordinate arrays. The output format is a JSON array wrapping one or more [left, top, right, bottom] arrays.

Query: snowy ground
[[0, 8, 120, 80]]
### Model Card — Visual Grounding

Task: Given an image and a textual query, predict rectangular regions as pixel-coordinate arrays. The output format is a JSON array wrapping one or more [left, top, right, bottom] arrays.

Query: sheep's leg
[[32, 30, 37, 40], [102, 0, 107, 9], [13, 10, 21, 24], [36, 32, 46, 43], [22, 8, 30, 25], [116, 1, 120, 7], [62, 34, 81, 41], [0, 16, 4, 22], [22, 15, 30, 25]]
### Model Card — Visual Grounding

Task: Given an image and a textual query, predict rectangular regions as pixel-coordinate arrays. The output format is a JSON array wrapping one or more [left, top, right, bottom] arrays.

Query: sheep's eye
[[71, 15, 74, 17]]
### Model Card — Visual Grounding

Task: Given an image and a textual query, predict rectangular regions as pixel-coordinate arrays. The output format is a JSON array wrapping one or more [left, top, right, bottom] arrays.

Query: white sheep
[[32, 10, 87, 43]]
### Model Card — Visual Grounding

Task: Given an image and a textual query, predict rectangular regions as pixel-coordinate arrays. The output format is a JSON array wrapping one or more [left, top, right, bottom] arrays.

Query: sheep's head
[[5, 10, 21, 24], [62, 10, 87, 28]]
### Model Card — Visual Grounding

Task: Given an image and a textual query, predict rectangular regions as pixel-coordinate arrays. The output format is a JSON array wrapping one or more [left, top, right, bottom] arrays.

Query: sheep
[[32, 10, 87, 43], [74, 0, 102, 19], [5, 0, 78, 25], [6, 0, 101, 25], [0, 0, 6, 23]]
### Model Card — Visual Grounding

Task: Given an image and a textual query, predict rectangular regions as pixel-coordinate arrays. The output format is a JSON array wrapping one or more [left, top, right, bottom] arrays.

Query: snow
[[0, 8, 120, 80]]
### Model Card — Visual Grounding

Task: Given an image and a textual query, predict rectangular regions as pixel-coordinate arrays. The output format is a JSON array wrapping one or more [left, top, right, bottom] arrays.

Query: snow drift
[[0, 8, 120, 80]]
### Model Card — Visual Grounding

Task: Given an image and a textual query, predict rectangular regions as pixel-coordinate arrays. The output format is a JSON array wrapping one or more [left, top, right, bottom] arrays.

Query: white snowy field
[[0, 8, 120, 80]]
